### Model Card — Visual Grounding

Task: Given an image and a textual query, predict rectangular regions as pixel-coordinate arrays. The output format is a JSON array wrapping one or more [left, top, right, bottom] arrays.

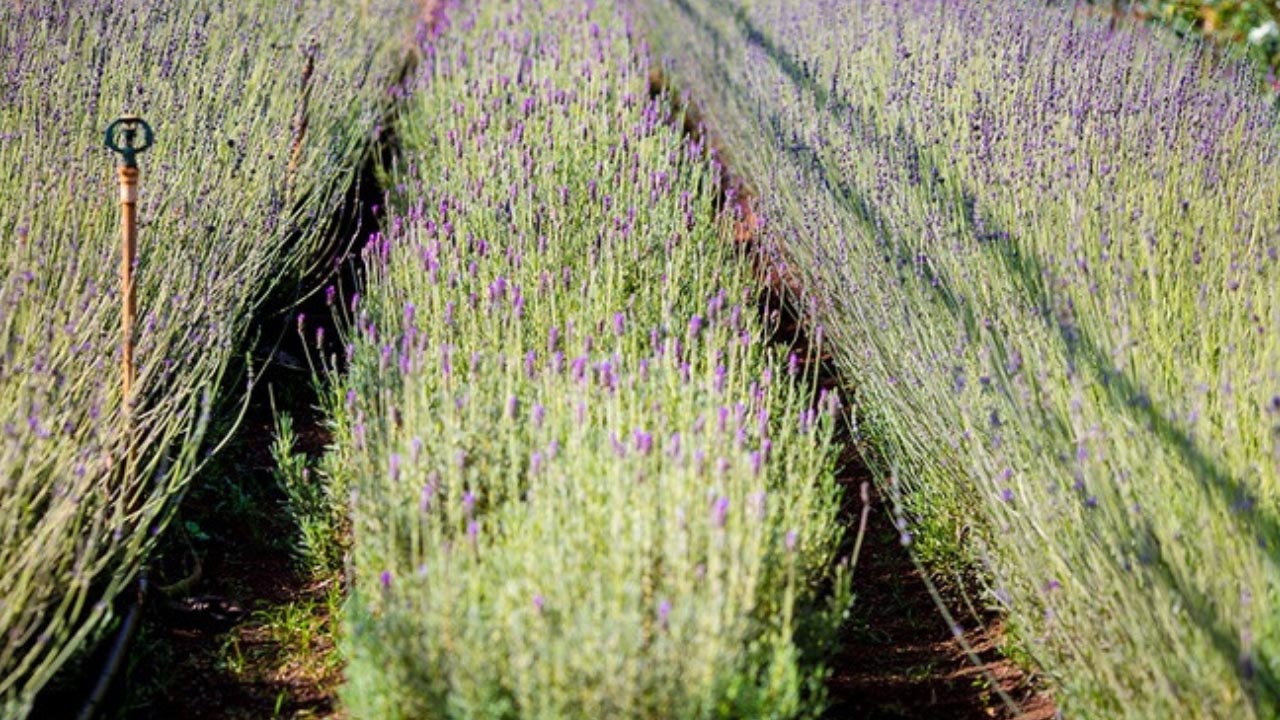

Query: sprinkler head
[[104, 115, 155, 168]]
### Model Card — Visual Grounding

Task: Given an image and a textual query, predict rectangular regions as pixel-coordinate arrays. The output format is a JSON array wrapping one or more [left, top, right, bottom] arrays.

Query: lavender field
[[3, 0, 1278, 717]]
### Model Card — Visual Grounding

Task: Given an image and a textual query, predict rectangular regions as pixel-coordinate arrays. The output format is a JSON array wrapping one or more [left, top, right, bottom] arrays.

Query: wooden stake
[[105, 115, 152, 481], [119, 164, 139, 405]]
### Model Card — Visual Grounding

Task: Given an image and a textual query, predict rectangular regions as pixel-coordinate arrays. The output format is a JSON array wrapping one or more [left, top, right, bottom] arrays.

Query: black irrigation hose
[[76, 570, 148, 720]]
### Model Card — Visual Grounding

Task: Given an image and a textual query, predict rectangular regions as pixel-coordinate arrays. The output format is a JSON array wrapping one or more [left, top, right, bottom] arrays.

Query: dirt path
[[823, 500, 1057, 719], [123, 385, 342, 720]]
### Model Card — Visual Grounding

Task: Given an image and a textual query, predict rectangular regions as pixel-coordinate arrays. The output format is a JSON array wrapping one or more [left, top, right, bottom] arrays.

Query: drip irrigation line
[[908, 548, 1023, 716], [76, 570, 148, 720]]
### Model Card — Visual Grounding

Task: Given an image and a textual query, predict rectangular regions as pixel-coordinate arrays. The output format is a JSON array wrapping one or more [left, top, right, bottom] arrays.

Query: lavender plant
[[0, 2, 413, 714], [636, 0, 1280, 717], [323, 1, 849, 716]]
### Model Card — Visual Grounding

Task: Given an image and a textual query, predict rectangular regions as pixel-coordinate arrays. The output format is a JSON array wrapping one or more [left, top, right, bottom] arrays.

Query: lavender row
[[0, 2, 414, 713], [317, 1, 849, 716], [636, 0, 1279, 717]]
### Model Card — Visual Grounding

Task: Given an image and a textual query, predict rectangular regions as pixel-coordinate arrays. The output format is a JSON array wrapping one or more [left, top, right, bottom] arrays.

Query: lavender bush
[[636, 0, 1280, 717], [321, 1, 850, 716], [0, 2, 413, 714]]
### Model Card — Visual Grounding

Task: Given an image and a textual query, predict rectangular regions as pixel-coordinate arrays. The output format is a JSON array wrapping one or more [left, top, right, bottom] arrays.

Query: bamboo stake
[[104, 115, 153, 477], [119, 163, 138, 402]]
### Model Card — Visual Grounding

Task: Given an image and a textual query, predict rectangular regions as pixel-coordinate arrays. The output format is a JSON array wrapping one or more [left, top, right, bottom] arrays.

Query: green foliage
[[272, 412, 348, 577], [1144, 1, 1280, 62]]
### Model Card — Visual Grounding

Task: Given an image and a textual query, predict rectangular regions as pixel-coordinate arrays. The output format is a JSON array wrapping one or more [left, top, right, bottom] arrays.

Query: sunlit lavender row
[[0, 2, 413, 713], [637, 0, 1279, 716], [317, 1, 848, 715]]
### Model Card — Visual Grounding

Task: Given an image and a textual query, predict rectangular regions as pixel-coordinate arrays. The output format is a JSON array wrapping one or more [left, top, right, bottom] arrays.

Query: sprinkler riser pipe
[[119, 165, 138, 405]]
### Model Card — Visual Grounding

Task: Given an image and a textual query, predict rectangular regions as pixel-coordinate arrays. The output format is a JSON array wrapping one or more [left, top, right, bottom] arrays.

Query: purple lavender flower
[[688, 314, 703, 339], [488, 276, 507, 303], [634, 429, 653, 455], [712, 496, 730, 528]]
